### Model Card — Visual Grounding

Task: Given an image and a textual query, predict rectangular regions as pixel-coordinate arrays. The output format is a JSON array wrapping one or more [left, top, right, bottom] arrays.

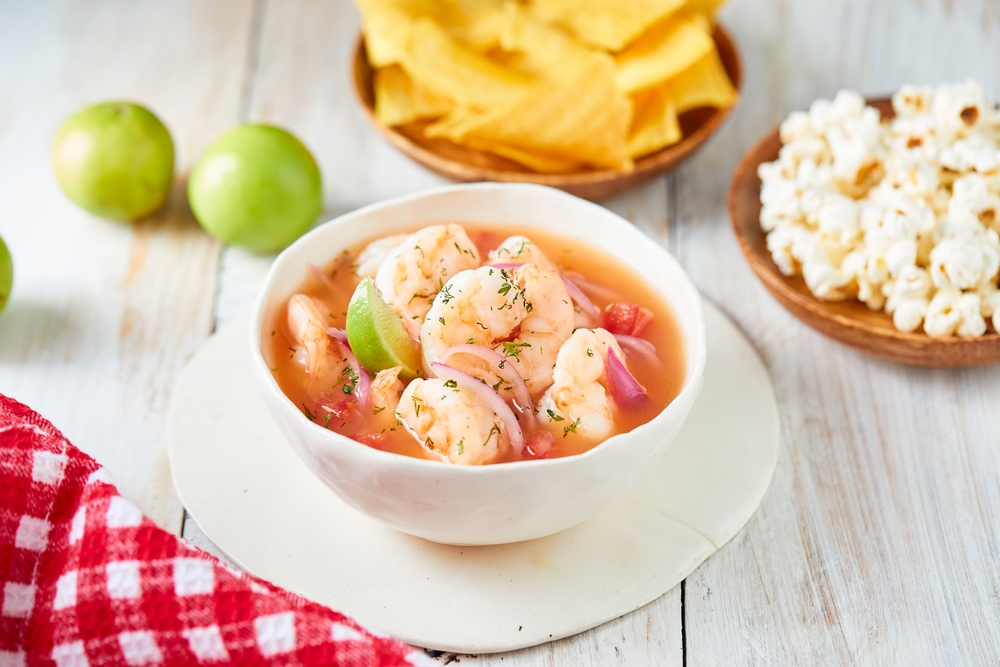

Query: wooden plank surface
[[3, 0, 1000, 664], [675, 1, 1000, 664], [0, 0, 254, 531]]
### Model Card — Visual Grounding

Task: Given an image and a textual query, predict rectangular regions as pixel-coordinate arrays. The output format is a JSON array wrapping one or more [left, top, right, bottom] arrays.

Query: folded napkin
[[0, 395, 431, 667]]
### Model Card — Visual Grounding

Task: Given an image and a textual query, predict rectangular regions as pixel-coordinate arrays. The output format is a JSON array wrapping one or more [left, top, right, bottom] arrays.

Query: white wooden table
[[2, 1, 999, 664]]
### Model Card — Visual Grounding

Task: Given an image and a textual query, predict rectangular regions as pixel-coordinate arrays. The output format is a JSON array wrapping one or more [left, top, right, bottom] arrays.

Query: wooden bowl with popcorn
[[730, 84, 1000, 366]]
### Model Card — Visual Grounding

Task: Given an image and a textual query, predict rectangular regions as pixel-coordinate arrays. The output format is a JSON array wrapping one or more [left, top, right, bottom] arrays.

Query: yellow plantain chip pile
[[358, 0, 738, 172]]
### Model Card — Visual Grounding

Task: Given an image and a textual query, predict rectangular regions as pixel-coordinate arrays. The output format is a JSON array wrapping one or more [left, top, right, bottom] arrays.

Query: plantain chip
[[522, 0, 686, 52], [663, 47, 738, 114], [497, 2, 613, 83], [357, 0, 504, 67], [463, 137, 583, 173], [374, 65, 452, 127], [628, 88, 682, 158], [615, 14, 715, 93], [685, 0, 730, 19], [426, 56, 633, 171], [399, 18, 537, 110]]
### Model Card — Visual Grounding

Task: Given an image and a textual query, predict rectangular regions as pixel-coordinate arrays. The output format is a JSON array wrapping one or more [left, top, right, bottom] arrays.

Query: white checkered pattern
[[68, 507, 86, 545], [105, 561, 142, 600], [182, 626, 228, 662], [51, 641, 88, 667], [105, 497, 143, 528], [53, 571, 77, 610], [31, 451, 67, 485], [117, 631, 162, 666], [1, 583, 35, 619], [254, 612, 296, 657], [173, 558, 214, 597], [14, 516, 50, 552]]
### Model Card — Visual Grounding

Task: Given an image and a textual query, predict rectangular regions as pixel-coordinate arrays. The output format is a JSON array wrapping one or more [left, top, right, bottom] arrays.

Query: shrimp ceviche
[[268, 224, 686, 465]]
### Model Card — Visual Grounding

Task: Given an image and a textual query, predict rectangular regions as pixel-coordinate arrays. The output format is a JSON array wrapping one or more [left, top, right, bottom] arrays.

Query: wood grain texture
[[7, 0, 1000, 664], [673, 0, 1000, 664], [730, 98, 1000, 367], [0, 0, 253, 530], [351, 26, 743, 202]]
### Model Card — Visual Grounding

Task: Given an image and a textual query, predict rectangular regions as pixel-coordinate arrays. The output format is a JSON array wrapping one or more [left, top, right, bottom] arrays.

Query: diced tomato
[[603, 302, 654, 336], [524, 430, 555, 459]]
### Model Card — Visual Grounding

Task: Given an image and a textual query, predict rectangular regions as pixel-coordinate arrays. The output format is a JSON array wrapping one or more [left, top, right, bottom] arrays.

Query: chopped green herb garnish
[[501, 341, 531, 360], [483, 423, 501, 447], [322, 412, 333, 428], [546, 409, 565, 422], [586, 348, 594, 357], [443, 379, 458, 389], [563, 418, 581, 438], [372, 406, 386, 414], [341, 365, 359, 395], [302, 404, 317, 422]]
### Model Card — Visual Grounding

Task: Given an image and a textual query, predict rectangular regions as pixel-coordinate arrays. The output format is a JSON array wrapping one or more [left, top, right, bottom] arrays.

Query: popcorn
[[892, 297, 930, 333], [759, 81, 1000, 339], [924, 288, 963, 338], [931, 81, 994, 140], [892, 84, 935, 118], [949, 174, 1000, 230]]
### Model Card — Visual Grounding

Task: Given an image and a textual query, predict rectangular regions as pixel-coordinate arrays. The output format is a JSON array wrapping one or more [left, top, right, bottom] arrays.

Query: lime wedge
[[347, 276, 422, 380]]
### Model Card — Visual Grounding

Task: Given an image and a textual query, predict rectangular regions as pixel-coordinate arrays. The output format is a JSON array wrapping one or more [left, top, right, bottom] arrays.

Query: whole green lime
[[52, 102, 174, 221], [188, 124, 322, 253], [0, 234, 12, 315]]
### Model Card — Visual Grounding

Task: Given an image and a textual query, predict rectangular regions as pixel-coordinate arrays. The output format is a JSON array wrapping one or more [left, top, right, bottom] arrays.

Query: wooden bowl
[[729, 98, 1000, 367], [351, 25, 743, 202]]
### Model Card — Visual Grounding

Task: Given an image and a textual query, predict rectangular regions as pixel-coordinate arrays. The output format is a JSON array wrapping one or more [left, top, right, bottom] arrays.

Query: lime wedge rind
[[347, 277, 422, 380]]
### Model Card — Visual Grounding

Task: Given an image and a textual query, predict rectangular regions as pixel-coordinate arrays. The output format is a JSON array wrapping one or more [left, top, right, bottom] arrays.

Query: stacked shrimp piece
[[289, 224, 654, 465]]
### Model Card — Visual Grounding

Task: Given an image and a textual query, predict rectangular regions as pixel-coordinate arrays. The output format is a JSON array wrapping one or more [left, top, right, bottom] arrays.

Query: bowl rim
[[249, 182, 707, 475]]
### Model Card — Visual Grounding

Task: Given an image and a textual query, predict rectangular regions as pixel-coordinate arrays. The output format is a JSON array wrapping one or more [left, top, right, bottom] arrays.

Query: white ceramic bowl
[[250, 183, 706, 545]]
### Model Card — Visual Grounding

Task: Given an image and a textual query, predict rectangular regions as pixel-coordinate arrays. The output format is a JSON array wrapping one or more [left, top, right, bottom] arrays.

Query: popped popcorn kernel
[[759, 81, 1000, 339]]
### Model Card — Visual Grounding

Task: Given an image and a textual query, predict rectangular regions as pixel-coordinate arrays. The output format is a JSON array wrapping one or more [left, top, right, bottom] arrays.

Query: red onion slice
[[486, 262, 524, 271], [325, 327, 370, 411], [605, 349, 648, 409], [438, 344, 533, 414], [430, 362, 525, 455], [560, 276, 600, 320], [612, 334, 661, 364], [564, 271, 618, 301]]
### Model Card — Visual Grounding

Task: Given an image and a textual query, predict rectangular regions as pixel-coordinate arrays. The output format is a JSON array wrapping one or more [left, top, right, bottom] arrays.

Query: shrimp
[[286, 294, 350, 399], [537, 328, 625, 439], [487, 235, 556, 270], [375, 224, 481, 338], [354, 234, 409, 278], [421, 264, 574, 396], [396, 378, 509, 465], [371, 366, 404, 412]]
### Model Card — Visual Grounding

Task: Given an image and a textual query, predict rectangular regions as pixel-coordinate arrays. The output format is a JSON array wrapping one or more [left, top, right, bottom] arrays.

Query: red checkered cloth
[[0, 395, 434, 667]]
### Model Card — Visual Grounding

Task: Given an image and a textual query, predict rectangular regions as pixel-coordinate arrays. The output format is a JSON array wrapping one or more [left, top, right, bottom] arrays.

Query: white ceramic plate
[[168, 300, 778, 653]]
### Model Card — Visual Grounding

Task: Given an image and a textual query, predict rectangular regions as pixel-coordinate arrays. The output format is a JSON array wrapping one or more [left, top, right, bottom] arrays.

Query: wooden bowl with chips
[[352, 24, 742, 202], [729, 97, 1000, 367]]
